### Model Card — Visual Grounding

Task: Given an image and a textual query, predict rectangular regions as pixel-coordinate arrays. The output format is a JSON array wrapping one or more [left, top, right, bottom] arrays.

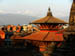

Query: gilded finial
[[48, 7, 50, 12], [47, 7, 52, 16]]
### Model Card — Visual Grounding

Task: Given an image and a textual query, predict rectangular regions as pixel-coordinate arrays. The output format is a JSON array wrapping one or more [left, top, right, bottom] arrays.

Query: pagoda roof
[[10, 31, 64, 41], [30, 8, 68, 24], [22, 31, 64, 41], [31, 16, 67, 24]]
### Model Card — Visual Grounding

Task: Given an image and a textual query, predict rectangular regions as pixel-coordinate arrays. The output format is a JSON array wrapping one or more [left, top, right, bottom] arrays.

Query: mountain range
[[0, 14, 68, 25], [0, 14, 38, 25]]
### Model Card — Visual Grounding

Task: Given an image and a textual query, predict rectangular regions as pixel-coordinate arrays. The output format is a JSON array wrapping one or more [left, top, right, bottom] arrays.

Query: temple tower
[[69, 0, 75, 26], [52, 0, 75, 56], [65, 0, 75, 32]]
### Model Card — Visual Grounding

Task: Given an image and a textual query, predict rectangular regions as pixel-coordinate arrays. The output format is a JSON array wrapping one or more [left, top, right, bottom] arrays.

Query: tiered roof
[[23, 31, 63, 41], [11, 31, 63, 41], [11, 7, 67, 42]]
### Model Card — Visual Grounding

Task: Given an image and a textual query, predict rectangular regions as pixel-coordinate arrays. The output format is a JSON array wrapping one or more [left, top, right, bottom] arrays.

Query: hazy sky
[[0, 0, 73, 18]]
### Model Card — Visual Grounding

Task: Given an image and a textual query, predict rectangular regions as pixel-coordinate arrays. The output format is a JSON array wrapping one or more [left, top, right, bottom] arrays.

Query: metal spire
[[47, 7, 53, 16]]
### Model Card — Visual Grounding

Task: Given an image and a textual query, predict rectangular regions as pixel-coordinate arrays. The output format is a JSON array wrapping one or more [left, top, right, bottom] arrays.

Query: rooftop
[[23, 31, 64, 41], [11, 31, 64, 41]]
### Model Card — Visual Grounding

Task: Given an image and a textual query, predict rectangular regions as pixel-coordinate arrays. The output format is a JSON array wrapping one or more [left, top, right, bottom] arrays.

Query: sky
[[0, 0, 73, 18]]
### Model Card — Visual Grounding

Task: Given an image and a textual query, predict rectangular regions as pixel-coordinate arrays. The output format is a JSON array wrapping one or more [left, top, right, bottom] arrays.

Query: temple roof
[[31, 16, 67, 24], [10, 31, 64, 41], [23, 31, 64, 41], [31, 8, 68, 24]]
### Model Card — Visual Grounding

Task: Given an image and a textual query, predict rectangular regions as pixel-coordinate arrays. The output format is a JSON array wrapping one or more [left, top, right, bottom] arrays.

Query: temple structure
[[21, 7, 67, 56], [52, 0, 75, 56], [69, 0, 75, 26], [0, 4, 69, 56], [64, 0, 75, 39]]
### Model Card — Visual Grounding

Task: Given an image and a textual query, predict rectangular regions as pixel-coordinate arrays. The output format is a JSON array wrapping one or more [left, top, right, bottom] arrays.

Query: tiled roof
[[31, 16, 67, 24], [23, 31, 64, 41], [11, 31, 64, 41], [24, 31, 48, 41]]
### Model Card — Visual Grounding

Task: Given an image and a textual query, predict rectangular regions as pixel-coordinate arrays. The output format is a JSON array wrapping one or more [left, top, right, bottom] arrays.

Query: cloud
[[16, 10, 33, 15], [0, 10, 33, 15], [0, 9, 69, 18], [0, 10, 6, 13], [16, 10, 37, 16], [24, 10, 33, 14]]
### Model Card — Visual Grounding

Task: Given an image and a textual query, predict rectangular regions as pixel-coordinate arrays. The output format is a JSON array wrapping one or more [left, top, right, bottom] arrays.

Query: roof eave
[[30, 23, 68, 24]]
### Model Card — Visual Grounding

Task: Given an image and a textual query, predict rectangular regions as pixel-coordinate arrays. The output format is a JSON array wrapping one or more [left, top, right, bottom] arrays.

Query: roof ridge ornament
[[47, 7, 53, 16]]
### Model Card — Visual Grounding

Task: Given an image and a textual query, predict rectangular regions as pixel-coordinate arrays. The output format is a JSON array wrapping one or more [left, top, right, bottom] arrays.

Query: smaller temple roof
[[23, 31, 64, 41], [10, 31, 64, 41], [31, 8, 68, 24]]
